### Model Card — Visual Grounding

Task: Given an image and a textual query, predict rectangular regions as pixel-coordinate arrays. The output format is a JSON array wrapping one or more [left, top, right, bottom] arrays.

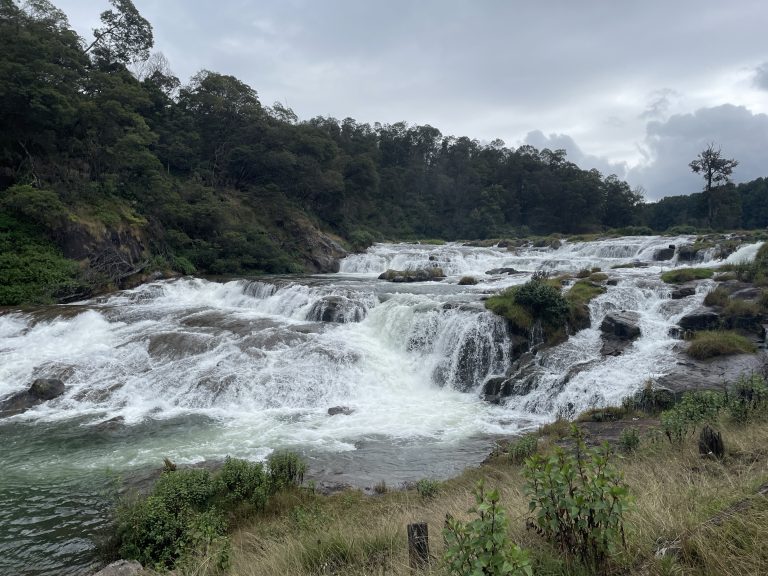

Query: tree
[[84, 0, 153, 66], [689, 144, 739, 227]]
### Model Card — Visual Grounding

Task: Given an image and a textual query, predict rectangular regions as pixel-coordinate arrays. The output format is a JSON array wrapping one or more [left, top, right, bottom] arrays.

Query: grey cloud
[[523, 131, 628, 179], [755, 63, 768, 90], [639, 89, 678, 120], [627, 105, 768, 200]]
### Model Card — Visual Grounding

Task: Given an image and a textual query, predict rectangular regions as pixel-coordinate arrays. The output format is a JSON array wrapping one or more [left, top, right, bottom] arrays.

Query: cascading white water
[[0, 235, 763, 575]]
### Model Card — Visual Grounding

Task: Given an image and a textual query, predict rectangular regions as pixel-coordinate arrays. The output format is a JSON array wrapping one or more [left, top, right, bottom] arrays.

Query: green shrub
[[524, 428, 629, 569], [660, 391, 725, 443], [660, 268, 713, 284], [116, 453, 306, 570], [514, 277, 569, 325], [686, 331, 757, 359], [0, 212, 83, 305], [507, 433, 538, 464], [443, 480, 532, 576], [726, 374, 768, 423], [218, 457, 268, 510], [415, 478, 441, 498], [619, 427, 640, 452], [267, 450, 307, 491]]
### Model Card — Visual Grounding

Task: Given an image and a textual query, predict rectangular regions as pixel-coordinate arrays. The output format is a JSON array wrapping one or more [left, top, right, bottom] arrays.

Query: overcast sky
[[55, 0, 768, 200]]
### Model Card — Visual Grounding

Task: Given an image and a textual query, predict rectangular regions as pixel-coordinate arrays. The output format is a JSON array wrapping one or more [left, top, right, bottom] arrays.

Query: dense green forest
[[1, 0, 766, 305]]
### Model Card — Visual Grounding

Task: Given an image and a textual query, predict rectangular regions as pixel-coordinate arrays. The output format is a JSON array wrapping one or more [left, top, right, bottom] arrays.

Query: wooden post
[[407, 522, 430, 571]]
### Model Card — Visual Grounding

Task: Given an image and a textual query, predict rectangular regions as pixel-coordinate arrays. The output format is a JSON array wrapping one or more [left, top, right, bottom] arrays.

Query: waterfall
[[1, 235, 764, 576]]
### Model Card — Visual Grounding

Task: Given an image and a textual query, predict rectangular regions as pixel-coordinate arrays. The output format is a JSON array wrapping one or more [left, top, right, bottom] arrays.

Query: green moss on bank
[[661, 267, 714, 284]]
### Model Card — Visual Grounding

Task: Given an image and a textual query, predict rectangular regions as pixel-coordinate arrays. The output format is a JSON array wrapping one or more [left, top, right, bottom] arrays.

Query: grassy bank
[[208, 391, 768, 575]]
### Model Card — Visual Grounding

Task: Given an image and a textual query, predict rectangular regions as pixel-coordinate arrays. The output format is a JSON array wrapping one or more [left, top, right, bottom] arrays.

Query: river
[[0, 236, 761, 575]]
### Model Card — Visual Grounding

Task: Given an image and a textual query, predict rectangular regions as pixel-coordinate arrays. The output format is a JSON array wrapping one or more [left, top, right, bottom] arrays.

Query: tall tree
[[84, 0, 153, 66], [689, 144, 739, 227]]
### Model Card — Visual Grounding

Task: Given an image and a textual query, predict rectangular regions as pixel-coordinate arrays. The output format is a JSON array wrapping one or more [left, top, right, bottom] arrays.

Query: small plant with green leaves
[[415, 478, 441, 498], [267, 450, 307, 490], [523, 427, 630, 569], [507, 433, 538, 464], [443, 480, 532, 576], [619, 427, 640, 452], [726, 374, 768, 423], [660, 391, 725, 443]]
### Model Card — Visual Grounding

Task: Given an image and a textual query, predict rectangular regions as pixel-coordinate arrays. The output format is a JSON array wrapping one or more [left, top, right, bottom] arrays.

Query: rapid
[[0, 235, 761, 574]]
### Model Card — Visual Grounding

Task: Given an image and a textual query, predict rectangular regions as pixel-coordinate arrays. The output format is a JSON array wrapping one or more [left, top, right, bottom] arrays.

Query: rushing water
[[0, 236, 762, 575]]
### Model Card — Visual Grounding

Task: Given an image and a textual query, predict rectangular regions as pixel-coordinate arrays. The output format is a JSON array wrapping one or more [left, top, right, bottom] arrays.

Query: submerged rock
[[485, 267, 520, 275], [328, 406, 354, 416], [0, 378, 66, 418]]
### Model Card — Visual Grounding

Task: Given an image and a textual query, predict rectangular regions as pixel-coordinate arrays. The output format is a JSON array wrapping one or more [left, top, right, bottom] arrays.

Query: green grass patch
[[686, 330, 757, 360], [704, 287, 729, 307], [660, 267, 714, 284], [485, 289, 534, 331]]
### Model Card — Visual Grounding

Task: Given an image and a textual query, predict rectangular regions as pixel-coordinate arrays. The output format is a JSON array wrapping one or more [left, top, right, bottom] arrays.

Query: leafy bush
[[660, 268, 713, 284], [443, 480, 532, 576], [512, 277, 569, 326], [524, 428, 629, 569], [116, 454, 306, 570], [726, 374, 768, 423], [0, 212, 83, 305], [415, 478, 441, 498], [661, 391, 725, 443], [619, 427, 640, 452], [507, 433, 538, 464], [267, 450, 307, 490], [686, 331, 757, 359]]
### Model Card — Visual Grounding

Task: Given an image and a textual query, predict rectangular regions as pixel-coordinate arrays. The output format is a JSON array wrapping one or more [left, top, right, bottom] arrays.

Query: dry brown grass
[[188, 420, 768, 576]]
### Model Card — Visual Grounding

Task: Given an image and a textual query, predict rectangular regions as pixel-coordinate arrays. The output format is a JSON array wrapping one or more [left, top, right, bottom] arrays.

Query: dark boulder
[[328, 406, 354, 416], [29, 378, 66, 400], [678, 308, 720, 331], [698, 425, 724, 459], [654, 245, 676, 261], [485, 267, 520, 275], [0, 379, 66, 418], [606, 279, 619, 286], [671, 284, 696, 299], [378, 267, 445, 282], [677, 244, 699, 262], [482, 376, 513, 403], [306, 295, 367, 323], [600, 311, 641, 340], [600, 311, 641, 356]]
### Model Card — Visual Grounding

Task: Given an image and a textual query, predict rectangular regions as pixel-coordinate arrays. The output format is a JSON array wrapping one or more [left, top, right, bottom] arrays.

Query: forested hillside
[[0, 0, 766, 305]]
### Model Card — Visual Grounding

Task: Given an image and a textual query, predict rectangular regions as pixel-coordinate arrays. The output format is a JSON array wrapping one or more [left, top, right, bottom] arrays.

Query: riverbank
[[217, 398, 768, 576]]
